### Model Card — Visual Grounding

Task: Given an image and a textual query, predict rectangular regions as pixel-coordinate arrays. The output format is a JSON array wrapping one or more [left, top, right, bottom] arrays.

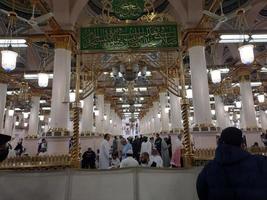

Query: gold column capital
[[168, 67, 178, 78], [184, 30, 208, 48], [159, 86, 167, 93], [236, 67, 251, 82], [95, 89, 105, 95], [51, 34, 76, 51]]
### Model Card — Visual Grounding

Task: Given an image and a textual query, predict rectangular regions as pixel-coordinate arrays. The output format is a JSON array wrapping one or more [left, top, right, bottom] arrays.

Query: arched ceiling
[[0, 0, 267, 121]]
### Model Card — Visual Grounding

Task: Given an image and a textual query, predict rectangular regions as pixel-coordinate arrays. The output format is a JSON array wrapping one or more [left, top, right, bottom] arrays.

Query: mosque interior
[[0, 0, 267, 199]]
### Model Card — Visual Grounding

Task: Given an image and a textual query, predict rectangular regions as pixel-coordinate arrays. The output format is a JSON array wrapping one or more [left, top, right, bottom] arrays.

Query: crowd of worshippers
[[81, 133, 184, 169]]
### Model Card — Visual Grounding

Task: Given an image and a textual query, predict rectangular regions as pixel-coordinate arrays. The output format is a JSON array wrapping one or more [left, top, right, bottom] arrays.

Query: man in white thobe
[[120, 149, 139, 168], [99, 134, 111, 169]]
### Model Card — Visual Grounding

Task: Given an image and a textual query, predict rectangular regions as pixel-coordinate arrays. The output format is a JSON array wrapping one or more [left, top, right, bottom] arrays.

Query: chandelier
[[235, 9, 254, 65], [1, 13, 18, 72], [210, 69, 221, 84], [238, 44, 254, 65], [38, 44, 49, 87]]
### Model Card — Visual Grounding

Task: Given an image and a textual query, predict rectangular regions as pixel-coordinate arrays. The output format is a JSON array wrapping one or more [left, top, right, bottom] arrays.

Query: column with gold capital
[[104, 103, 111, 133], [95, 90, 104, 134], [214, 93, 227, 130], [0, 83, 7, 133], [50, 35, 75, 135], [238, 68, 257, 129], [159, 89, 169, 133], [81, 92, 94, 134], [28, 96, 41, 136], [153, 101, 161, 133], [168, 68, 183, 132], [187, 32, 212, 127]]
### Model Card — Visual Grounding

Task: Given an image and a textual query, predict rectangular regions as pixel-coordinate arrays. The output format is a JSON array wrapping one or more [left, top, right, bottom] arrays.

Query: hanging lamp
[[258, 94, 265, 103], [38, 44, 49, 87], [1, 8, 19, 72], [238, 44, 254, 65], [210, 69, 221, 83], [1, 45, 18, 72]]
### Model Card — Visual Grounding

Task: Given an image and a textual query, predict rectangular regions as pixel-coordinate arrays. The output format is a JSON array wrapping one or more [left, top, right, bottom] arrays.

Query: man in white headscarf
[[99, 134, 111, 169]]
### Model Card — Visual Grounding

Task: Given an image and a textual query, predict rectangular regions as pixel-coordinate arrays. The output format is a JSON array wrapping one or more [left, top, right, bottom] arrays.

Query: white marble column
[[159, 91, 169, 132], [95, 94, 104, 134], [239, 70, 257, 129], [224, 112, 231, 127], [0, 83, 7, 133], [170, 79, 183, 131], [240, 109, 246, 129], [110, 109, 115, 135], [81, 93, 94, 133], [188, 34, 212, 126], [214, 95, 227, 129], [260, 111, 267, 130], [104, 103, 111, 133], [153, 101, 161, 132], [50, 48, 71, 131], [117, 116, 122, 135], [44, 115, 50, 133], [28, 96, 40, 136], [149, 109, 155, 134], [4, 110, 13, 136]]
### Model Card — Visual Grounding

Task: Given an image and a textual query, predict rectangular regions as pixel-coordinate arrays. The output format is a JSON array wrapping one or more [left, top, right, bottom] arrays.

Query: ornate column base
[[170, 128, 184, 135], [80, 132, 105, 137], [183, 153, 194, 168], [46, 128, 70, 137], [241, 127, 261, 132], [25, 135, 38, 139], [193, 124, 219, 132]]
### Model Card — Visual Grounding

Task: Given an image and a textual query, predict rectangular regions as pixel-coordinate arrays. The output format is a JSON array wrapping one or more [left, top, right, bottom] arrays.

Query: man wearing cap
[[120, 149, 139, 168], [197, 127, 267, 200]]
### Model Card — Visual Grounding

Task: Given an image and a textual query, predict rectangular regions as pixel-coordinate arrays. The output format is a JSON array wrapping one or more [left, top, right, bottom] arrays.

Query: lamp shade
[[23, 112, 29, 119], [238, 44, 254, 64], [235, 101, 242, 108], [165, 106, 170, 114], [210, 69, 221, 83], [39, 115, 44, 121], [258, 94, 265, 103], [1, 50, 18, 71], [186, 89, 193, 98], [94, 109, 99, 116], [69, 92, 75, 103], [38, 73, 49, 87], [8, 109, 14, 117]]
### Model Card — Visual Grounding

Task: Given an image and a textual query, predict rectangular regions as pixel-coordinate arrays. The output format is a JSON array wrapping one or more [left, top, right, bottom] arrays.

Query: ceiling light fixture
[[258, 94, 265, 103], [1, 15, 19, 72], [238, 44, 254, 65], [8, 109, 14, 117], [210, 69, 221, 84], [38, 44, 50, 87]]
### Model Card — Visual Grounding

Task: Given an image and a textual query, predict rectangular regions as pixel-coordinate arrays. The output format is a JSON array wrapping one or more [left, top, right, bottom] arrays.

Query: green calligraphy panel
[[80, 23, 179, 52]]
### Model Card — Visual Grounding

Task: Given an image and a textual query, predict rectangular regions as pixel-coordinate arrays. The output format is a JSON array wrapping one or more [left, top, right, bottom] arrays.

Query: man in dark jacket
[[81, 148, 96, 169], [197, 127, 267, 200]]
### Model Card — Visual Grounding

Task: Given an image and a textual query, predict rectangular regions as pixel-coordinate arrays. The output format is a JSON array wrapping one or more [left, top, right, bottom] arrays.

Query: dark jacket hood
[[214, 144, 251, 165]]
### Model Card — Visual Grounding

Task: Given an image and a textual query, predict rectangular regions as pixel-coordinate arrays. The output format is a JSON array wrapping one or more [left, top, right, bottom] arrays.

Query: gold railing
[[193, 147, 267, 166], [0, 155, 71, 170]]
